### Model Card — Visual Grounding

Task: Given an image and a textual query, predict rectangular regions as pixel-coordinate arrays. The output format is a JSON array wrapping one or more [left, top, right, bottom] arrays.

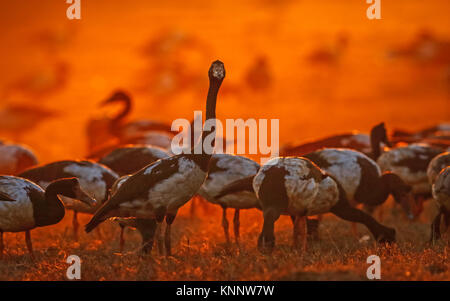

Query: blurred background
[[0, 0, 448, 163]]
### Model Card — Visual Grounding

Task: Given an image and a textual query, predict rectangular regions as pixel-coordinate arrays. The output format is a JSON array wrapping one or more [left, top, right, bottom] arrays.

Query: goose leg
[[221, 206, 230, 244], [444, 211, 450, 244], [165, 214, 176, 257], [291, 216, 299, 248], [330, 199, 395, 243], [0, 231, 3, 259], [155, 223, 164, 255], [258, 208, 281, 254], [155, 208, 166, 255], [306, 218, 319, 241], [135, 219, 157, 255], [25, 230, 34, 258], [233, 209, 240, 244], [430, 210, 443, 244], [72, 211, 79, 241], [292, 216, 307, 251], [298, 216, 307, 252]]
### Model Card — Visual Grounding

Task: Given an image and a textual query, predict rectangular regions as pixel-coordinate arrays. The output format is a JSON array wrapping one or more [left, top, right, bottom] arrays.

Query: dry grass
[[1, 198, 449, 281]]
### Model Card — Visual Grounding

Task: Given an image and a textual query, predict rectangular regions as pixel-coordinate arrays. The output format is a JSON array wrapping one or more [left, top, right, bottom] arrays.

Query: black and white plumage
[[106, 175, 161, 254], [85, 60, 226, 256], [99, 145, 169, 176], [221, 156, 396, 253], [427, 152, 450, 185], [303, 149, 414, 218], [377, 144, 443, 218], [430, 167, 450, 243], [197, 154, 260, 243], [0, 176, 95, 258], [18, 160, 118, 240], [0, 141, 38, 175]]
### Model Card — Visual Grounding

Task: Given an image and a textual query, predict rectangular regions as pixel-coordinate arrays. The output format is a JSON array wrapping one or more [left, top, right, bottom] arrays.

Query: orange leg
[[233, 209, 240, 244], [156, 223, 164, 255], [165, 214, 176, 257], [298, 217, 307, 253], [222, 207, 230, 244], [293, 216, 307, 252], [25, 230, 34, 258]]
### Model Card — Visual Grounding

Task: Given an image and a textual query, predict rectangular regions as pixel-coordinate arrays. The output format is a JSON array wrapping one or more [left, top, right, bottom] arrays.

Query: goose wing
[[85, 156, 181, 232], [0, 191, 16, 202]]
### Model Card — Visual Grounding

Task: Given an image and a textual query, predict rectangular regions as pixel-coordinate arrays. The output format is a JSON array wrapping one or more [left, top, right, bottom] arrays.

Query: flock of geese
[[0, 60, 449, 259]]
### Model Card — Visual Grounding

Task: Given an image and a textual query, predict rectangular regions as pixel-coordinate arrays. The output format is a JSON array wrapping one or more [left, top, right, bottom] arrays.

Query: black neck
[[189, 77, 222, 171], [370, 134, 381, 160], [34, 182, 66, 227]]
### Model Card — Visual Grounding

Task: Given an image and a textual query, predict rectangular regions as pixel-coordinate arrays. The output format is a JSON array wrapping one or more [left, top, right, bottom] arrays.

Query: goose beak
[[75, 187, 97, 207]]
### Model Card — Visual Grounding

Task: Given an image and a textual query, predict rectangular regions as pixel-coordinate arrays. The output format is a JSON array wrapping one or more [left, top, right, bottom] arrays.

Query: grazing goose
[[98, 145, 169, 176], [0, 176, 95, 258], [219, 157, 396, 253], [304, 149, 414, 217], [377, 144, 443, 218], [85, 60, 226, 256], [427, 152, 450, 185], [197, 154, 260, 244], [430, 167, 450, 243], [303, 149, 414, 236], [18, 160, 118, 240], [281, 122, 391, 160], [0, 141, 38, 175]]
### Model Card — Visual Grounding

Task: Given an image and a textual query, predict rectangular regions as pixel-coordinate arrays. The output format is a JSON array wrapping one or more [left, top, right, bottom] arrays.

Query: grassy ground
[[0, 197, 449, 281]]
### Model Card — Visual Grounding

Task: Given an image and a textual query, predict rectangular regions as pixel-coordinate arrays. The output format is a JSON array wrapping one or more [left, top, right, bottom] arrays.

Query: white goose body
[[304, 149, 381, 202], [198, 154, 260, 209], [115, 156, 206, 217], [377, 144, 442, 194], [427, 152, 450, 185], [0, 176, 38, 232], [19, 160, 118, 214], [253, 157, 339, 216]]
